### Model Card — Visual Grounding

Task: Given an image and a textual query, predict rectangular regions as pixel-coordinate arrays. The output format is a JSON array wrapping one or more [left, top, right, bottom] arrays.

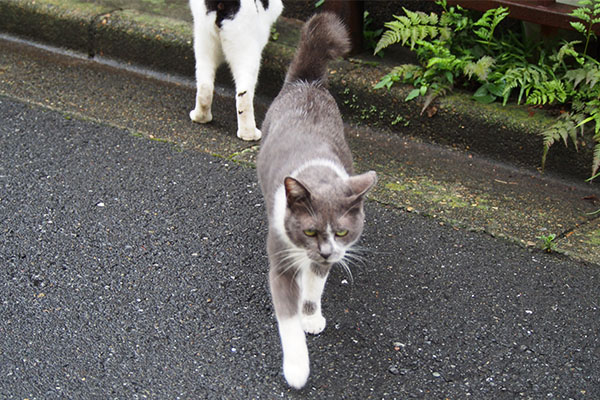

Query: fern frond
[[593, 140, 600, 177], [585, 63, 600, 88], [565, 68, 588, 88], [527, 80, 568, 105], [396, 64, 424, 79], [374, 8, 445, 54], [555, 40, 584, 65], [472, 6, 509, 42], [373, 64, 423, 90], [540, 113, 580, 170], [464, 56, 495, 81], [374, 21, 404, 54], [421, 83, 449, 114], [501, 63, 553, 105]]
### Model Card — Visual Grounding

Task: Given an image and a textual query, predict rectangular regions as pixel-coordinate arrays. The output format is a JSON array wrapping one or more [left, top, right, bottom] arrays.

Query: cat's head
[[282, 170, 377, 265]]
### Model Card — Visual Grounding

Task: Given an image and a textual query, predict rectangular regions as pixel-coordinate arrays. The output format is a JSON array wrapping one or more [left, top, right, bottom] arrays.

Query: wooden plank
[[448, 0, 600, 33]]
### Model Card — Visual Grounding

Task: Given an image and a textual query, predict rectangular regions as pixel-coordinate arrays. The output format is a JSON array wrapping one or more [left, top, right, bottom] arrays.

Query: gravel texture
[[1, 97, 599, 399]]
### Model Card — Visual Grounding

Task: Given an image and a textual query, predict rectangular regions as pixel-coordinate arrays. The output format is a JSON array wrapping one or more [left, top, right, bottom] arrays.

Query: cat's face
[[283, 172, 376, 264], [284, 195, 364, 264]]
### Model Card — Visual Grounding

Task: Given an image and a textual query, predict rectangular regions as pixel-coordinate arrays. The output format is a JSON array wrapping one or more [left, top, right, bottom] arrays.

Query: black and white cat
[[189, 0, 282, 141], [257, 13, 377, 389]]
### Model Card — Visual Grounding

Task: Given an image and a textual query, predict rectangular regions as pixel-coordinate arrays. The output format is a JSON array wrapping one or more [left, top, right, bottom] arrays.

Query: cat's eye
[[303, 229, 317, 237], [335, 229, 349, 237]]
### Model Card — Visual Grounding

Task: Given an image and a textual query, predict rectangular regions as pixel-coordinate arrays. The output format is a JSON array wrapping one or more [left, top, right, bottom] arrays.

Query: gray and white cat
[[257, 13, 377, 389], [189, 0, 282, 141]]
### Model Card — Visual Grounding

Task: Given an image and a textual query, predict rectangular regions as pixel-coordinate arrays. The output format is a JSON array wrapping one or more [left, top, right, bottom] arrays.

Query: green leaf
[[373, 80, 389, 90], [405, 88, 421, 101], [445, 71, 454, 85], [591, 141, 600, 177], [570, 21, 587, 33], [575, 114, 595, 128], [473, 86, 496, 103], [487, 82, 505, 97]]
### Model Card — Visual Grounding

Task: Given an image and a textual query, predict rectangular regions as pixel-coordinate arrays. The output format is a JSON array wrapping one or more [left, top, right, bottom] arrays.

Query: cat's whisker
[[274, 258, 299, 276], [348, 245, 388, 256], [345, 247, 369, 264], [273, 248, 308, 281], [342, 253, 367, 270], [336, 259, 354, 284], [274, 247, 304, 260]]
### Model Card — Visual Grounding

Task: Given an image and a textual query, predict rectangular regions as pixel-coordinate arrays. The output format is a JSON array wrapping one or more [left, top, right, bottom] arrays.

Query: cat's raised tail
[[285, 12, 351, 85]]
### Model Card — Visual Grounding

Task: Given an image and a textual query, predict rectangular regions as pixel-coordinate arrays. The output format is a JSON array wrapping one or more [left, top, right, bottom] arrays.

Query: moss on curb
[[0, 0, 100, 52]]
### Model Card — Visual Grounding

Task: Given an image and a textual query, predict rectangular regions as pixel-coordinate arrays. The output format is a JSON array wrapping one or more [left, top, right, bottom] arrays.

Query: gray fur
[[257, 12, 377, 387], [258, 12, 376, 318], [303, 301, 317, 316]]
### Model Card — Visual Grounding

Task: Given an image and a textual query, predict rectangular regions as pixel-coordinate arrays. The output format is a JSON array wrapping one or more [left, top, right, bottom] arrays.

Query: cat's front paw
[[189, 108, 213, 124], [301, 314, 326, 335], [237, 126, 262, 141], [283, 350, 310, 389]]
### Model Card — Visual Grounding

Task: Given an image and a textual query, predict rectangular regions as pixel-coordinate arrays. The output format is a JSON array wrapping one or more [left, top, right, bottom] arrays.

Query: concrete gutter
[[1, 0, 599, 264]]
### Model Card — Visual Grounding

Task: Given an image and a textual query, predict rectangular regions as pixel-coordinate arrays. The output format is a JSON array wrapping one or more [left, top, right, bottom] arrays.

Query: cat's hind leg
[[189, 15, 223, 124], [220, 23, 266, 141]]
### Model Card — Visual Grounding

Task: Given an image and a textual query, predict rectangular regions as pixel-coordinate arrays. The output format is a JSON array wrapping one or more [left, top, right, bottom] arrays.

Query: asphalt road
[[1, 96, 599, 399]]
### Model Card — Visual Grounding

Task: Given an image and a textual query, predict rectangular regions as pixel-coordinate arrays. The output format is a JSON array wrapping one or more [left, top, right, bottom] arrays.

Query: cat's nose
[[319, 243, 332, 260]]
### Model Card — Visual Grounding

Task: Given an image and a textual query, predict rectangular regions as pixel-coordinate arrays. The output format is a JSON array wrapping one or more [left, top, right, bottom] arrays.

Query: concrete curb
[[1, 0, 597, 181]]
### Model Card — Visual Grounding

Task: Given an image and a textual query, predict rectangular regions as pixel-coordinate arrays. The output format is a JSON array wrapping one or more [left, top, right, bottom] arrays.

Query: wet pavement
[[2, 90, 599, 399]]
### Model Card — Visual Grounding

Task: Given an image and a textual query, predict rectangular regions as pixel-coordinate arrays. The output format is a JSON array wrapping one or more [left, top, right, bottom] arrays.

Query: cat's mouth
[[310, 252, 342, 265]]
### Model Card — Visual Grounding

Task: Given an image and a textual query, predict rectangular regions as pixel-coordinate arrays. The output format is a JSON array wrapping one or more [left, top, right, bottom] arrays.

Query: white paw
[[237, 126, 262, 141], [189, 108, 212, 124], [283, 351, 310, 389], [301, 314, 326, 335]]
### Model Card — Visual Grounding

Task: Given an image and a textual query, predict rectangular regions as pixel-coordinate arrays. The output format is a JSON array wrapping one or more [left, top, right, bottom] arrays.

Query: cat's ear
[[284, 177, 312, 209], [345, 171, 377, 213], [348, 171, 377, 197]]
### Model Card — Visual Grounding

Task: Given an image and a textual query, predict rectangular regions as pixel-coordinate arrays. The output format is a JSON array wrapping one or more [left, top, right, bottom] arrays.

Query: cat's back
[[258, 81, 352, 203], [190, 0, 282, 26], [257, 13, 352, 207]]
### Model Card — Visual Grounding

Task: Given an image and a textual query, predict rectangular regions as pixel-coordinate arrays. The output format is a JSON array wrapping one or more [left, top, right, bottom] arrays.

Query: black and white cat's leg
[[300, 263, 330, 335], [268, 241, 310, 388], [221, 27, 266, 141], [189, 14, 223, 124]]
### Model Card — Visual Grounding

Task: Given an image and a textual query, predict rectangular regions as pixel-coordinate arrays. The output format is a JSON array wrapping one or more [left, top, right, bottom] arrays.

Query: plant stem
[[584, 21, 593, 55]]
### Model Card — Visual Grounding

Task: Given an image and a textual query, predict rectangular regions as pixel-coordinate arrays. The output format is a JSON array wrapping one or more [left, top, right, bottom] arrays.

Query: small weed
[[360, 105, 379, 120], [391, 114, 410, 126], [270, 27, 279, 41], [538, 233, 558, 253], [148, 135, 170, 143]]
